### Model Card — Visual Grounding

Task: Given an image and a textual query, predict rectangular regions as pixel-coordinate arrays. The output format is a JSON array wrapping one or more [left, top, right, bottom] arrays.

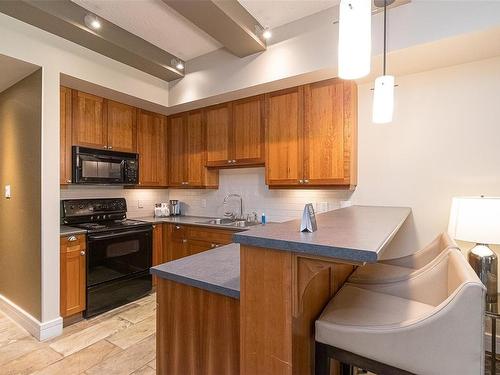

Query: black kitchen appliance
[[61, 198, 152, 318], [72, 146, 139, 185]]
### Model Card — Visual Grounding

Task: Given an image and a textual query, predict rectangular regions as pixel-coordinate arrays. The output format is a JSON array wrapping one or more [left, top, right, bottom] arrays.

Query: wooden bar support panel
[[240, 245, 354, 375]]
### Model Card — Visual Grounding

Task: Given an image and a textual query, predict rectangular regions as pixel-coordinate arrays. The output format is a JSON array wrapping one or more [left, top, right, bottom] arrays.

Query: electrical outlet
[[201, 199, 207, 208], [5, 185, 11, 199], [137, 200, 144, 208]]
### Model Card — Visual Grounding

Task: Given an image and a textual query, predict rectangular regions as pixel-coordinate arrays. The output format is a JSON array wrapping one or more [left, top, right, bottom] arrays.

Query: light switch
[[137, 200, 144, 208], [5, 185, 11, 199]]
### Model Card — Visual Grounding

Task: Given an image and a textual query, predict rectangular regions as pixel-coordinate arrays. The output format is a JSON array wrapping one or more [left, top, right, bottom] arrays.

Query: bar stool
[[348, 232, 458, 285], [315, 249, 485, 375]]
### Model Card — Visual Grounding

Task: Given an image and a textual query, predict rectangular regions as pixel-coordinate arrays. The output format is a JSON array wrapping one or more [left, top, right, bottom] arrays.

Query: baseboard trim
[[0, 294, 62, 341]]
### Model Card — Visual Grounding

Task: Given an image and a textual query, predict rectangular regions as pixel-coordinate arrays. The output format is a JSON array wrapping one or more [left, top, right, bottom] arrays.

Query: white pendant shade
[[448, 197, 500, 245], [338, 0, 372, 80], [372, 75, 394, 124]]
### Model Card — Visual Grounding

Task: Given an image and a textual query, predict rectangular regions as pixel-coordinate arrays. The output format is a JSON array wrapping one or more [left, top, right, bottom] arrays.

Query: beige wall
[[352, 56, 500, 258], [0, 70, 42, 319]]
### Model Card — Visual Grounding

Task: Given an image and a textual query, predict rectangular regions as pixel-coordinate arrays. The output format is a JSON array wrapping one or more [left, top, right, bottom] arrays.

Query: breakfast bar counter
[[152, 205, 411, 375]]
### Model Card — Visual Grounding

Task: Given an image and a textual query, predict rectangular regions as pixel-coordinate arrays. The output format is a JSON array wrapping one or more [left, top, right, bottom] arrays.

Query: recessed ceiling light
[[176, 62, 184, 70], [84, 14, 101, 30], [262, 28, 272, 40]]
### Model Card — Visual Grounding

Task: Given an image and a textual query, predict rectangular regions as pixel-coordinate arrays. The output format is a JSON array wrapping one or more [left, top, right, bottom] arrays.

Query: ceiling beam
[[0, 0, 185, 82], [163, 0, 266, 58]]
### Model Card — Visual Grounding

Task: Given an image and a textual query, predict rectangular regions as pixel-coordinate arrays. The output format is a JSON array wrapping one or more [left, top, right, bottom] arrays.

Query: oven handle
[[88, 227, 152, 241]]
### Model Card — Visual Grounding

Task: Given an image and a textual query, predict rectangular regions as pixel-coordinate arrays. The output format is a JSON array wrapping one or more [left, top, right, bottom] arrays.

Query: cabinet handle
[[298, 179, 303, 184], [182, 239, 187, 243], [66, 179, 71, 183], [304, 179, 309, 183], [108, 146, 113, 150], [68, 235, 77, 242], [175, 225, 181, 230], [211, 243, 215, 248], [80, 251, 85, 256], [152, 225, 156, 229], [232, 160, 236, 163], [227, 160, 231, 164], [103, 146, 108, 149]]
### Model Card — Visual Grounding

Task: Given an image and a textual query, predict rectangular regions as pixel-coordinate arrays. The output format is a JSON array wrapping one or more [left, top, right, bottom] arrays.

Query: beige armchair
[[348, 232, 458, 284], [315, 249, 485, 375]]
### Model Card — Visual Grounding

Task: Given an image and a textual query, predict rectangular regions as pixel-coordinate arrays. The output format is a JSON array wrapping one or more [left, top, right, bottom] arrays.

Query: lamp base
[[469, 244, 497, 303]]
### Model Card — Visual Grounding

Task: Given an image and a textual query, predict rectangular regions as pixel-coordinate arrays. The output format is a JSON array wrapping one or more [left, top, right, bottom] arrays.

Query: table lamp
[[448, 196, 500, 302]]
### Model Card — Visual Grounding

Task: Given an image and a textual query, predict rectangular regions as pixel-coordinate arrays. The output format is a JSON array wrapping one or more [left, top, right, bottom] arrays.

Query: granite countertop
[[137, 215, 249, 231], [150, 243, 240, 299], [60, 225, 87, 236], [233, 205, 411, 263]]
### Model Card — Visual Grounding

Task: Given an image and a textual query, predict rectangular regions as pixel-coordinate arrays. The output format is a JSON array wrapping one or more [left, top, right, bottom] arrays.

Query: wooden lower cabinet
[[164, 223, 238, 261], [240, 245, 355, 375], [60, 234, 86, 318], [156, 279, 240, 375], [152, 224, 164, 287]]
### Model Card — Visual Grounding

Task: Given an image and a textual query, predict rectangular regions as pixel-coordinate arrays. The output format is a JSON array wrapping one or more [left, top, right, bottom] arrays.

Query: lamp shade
[[448, 197, 500, 244], [372, 75, 394, 124], [338, 0, 371, 80]]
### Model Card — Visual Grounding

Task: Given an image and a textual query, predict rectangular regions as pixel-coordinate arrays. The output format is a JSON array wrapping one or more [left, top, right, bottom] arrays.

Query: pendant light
[[372, 0, 395, 124], [338, 0, 372, 80]]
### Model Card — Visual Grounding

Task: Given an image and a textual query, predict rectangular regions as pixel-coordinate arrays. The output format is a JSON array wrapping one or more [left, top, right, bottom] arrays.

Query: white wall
[[0, 13, 169, 325], [352, 56, 500, 258]]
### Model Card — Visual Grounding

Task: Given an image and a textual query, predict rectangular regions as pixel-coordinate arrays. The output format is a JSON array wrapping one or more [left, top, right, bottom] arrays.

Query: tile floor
[[0, 293, 156, 375]]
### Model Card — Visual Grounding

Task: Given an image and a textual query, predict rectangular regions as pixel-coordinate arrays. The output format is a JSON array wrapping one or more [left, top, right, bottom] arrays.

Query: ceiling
[[72, 0, 339, 62], [71, 0, 222, 61], [0, 54, 40, 93], [239, 0, 338, 29]]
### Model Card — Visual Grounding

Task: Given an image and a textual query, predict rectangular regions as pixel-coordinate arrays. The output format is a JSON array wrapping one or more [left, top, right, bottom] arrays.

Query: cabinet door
[[167, 113, 186, 187], [137, 110, 166, 186], [186, 110, 205, 186], [60, 86, 72, 185], [206, 103, 232, 167], [232, 95, 265, 165], [303, 79, 356, 186], [265, 87, 304, 186], [72, 90, 107, 149], [60, 235, 86, 318], [107, 100, 137, 153], [186, 239, 215, 256], [168, 238, 189, 261]]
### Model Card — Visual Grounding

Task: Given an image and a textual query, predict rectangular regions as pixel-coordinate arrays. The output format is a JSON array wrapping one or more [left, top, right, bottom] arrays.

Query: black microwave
[[72, 146, 139, 185]]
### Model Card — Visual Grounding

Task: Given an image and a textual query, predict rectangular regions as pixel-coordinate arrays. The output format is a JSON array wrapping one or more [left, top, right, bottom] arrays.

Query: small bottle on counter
[[261, 213, 266, 225]]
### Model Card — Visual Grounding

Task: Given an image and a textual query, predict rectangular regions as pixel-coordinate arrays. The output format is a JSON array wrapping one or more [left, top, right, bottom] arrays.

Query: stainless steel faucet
[[223, 193, 243, 220]]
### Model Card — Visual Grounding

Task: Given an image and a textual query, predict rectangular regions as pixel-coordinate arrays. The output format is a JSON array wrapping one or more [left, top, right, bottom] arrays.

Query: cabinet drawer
[[60, 234, 86, 252], [168, 224, 187, 240], [186, 226, 234, 244]]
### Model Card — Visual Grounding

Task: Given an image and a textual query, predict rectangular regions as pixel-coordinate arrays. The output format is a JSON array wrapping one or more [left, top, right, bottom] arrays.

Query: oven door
[[74, 153, 125, 184], [87, 227, 152, 287]]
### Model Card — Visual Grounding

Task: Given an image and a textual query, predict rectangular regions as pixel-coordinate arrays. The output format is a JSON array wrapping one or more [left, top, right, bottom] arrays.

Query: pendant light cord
[[383, 0, 387, 76]]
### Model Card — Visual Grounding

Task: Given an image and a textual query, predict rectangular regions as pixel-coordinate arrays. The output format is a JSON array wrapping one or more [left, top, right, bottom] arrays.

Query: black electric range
[[61, 198, 153, 318]]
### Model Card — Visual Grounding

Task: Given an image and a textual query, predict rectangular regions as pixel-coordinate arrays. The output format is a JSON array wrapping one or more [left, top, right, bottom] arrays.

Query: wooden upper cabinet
[[186, 111, 205, 186], [206, 103, 231, 167], [167, 112, 218, 188], [107, 100, 137, 153], [137, 109, 167, 187], [167, 114, 186, 187], [265, 87, 304, 186], [232, 95, 265, 165], [72, 90, 107, 149], [303, 79, 357, 187], [60, 86, 73, 185]]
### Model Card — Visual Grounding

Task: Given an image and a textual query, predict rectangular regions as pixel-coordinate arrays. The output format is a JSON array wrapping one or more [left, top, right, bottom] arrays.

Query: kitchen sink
[[196, 218, 259, 228]]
